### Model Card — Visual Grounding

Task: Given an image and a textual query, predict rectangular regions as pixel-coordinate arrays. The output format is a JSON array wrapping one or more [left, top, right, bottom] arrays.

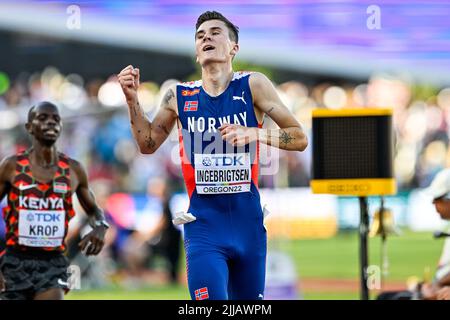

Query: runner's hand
[[118, 65, 140, 105], [78, 226, 107, 256], [219, 124, 258, 146], [436, 286, 450, 300]]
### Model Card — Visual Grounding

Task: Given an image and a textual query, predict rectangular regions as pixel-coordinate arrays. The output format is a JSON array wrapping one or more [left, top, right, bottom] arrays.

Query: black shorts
[[0, 248, 69, 300]]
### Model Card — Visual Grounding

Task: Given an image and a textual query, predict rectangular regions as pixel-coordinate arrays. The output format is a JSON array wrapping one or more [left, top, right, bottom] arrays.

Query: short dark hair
[[27, 101, 58, 122], [27, 106, 36, 123], [196, 11, 239, 43]]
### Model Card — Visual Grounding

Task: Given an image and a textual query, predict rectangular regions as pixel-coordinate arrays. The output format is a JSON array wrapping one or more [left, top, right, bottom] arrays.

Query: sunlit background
[[1, 0, 450, 300]]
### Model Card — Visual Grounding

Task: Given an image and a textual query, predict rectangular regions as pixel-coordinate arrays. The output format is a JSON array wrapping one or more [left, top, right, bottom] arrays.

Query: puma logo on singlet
[[233, 91, 247, 105]]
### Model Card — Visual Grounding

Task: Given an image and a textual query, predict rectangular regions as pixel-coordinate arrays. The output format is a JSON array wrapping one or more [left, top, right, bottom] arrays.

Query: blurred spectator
[[111, 177, 181, 285], [377, 169, 450, 300], [65, 179, 118, 289]]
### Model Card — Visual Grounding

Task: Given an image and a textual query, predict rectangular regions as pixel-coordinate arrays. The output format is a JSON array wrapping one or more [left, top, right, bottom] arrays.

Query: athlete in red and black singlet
[[0, 101, 108, 300], [3, 150, 75, 252]]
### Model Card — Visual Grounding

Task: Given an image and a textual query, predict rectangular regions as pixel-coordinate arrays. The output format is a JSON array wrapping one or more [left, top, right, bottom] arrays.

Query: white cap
[[423, 169, 450, 199]]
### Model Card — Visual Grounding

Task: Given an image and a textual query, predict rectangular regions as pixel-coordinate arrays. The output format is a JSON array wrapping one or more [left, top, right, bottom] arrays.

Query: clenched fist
[[219, 123, 258, 146], [118, 65, 140, 105]]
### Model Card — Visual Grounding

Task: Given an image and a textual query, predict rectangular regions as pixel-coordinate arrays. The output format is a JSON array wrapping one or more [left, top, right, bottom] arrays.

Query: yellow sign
[[310, 178, 397, 196], [311, 108, 396, 196]]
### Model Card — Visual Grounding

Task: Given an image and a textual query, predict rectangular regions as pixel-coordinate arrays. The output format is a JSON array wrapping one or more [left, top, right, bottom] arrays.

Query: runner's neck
[[29, 145, 58, 169], [201, 64, 234, 97]]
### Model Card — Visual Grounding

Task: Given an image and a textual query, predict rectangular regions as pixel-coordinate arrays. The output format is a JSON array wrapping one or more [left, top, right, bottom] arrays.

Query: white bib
[[194, 153, 251, 194], [18, 209, 66, 247]]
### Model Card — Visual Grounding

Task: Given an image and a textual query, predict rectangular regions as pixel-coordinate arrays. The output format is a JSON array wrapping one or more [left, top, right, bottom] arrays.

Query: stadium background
[[0, 0, 449, 299]]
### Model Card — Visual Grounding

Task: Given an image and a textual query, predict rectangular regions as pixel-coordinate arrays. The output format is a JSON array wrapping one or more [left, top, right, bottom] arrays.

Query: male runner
[[0, 101, 109, 300], [118, 11, 307, 300]]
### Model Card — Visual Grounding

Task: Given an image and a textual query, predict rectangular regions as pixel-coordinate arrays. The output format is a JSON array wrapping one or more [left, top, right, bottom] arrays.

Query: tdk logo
[[34, 213, 61, 222], [209, 155, 244, 166]]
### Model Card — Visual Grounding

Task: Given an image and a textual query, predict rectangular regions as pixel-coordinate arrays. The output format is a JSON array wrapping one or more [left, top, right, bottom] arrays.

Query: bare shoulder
[[68, 157, 88, 185], [0, 155, 17, 182], [68, 157, 83, 170], [0, 155, 16, 167], [249, 72, 273, 91], [0, 155, 17, 172]]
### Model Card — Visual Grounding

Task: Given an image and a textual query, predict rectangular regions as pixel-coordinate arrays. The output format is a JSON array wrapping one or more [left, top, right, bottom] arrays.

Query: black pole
[[359, 196, 369, 300]]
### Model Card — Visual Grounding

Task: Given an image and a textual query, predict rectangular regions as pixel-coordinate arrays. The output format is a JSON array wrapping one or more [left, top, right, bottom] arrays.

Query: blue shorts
[[183, 186, 267, 300]]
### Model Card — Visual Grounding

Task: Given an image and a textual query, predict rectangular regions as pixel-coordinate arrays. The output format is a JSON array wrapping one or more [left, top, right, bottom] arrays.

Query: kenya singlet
[[3, 150, 75, 252]]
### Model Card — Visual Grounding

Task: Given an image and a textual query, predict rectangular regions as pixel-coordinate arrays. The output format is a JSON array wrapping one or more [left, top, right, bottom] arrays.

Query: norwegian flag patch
[[184, 101, 198, 112], [195, 287, 209, 300]]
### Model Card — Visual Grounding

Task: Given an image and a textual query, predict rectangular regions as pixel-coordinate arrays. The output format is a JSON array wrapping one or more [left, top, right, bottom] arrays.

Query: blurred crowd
[[1, 66, 450, 287]]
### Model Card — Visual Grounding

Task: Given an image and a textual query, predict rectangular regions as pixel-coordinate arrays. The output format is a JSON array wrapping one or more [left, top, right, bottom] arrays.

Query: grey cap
[[423, 169, 450, 199]]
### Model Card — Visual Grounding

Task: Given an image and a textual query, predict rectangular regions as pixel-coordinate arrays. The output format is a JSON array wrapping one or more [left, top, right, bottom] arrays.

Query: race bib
[[18, 209, 66, 247], [194, 153, 251, 194]]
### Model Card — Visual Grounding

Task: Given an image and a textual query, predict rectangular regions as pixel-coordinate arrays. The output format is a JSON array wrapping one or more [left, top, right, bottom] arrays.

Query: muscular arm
[[0, 156, 15, 202], [71, 159, 107, 255], [250, 72, 308, 151], [0, 156, 14, 290], [118, 65, 178, 154], [71, 160, 105, 225]]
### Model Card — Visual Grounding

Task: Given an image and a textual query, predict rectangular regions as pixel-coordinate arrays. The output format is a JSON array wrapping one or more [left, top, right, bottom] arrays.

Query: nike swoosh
[[57, 279, 69, 287], [18, 184, 37, 191]]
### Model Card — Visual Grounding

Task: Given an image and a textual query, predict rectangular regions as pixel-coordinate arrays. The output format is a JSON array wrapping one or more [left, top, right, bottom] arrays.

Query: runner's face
[[195, 20, 238, 65], [28, 105, 62, 145]]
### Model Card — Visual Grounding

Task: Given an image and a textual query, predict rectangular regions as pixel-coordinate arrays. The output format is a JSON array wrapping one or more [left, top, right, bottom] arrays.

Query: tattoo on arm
[[146, 137, 156, 150], [158, 124, 170, 135], [131, 101, 145, 118], [280, 130, 295, 147], [163, 89, 175, 107], [145, 123, 156, 150], [267, 107, 275, 114], [154, 89, 175, 136]]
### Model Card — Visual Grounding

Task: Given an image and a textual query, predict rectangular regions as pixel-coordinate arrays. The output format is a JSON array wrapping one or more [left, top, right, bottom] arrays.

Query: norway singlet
[[177, 71, 266, 300]]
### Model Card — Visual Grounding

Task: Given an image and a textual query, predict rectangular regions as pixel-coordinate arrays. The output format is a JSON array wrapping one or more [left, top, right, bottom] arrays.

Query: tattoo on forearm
[[131, 101, 145, 118], [145, 123, 156, 150], [158, 124, 170, 135], [132, 104, 138, 117], [280, 130, 295, 147], [267, 107, 275, 114], [146, 137, 156, 149]]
